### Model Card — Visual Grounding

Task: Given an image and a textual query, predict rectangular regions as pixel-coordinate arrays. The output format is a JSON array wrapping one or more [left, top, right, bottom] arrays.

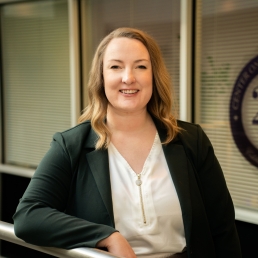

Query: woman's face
[[103, 37, 153, 115]]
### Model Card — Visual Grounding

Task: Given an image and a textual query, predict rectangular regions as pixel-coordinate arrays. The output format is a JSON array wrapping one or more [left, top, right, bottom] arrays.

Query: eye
[[110, 65, 120, 69], [137, 65, 147, 69]]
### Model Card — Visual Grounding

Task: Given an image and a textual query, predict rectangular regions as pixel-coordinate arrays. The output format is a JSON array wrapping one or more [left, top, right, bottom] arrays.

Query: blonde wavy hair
[[79, 27, 180, 149]]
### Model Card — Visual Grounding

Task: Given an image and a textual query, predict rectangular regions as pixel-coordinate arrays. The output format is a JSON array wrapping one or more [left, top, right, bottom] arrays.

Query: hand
[[96, 232, 136, 258]]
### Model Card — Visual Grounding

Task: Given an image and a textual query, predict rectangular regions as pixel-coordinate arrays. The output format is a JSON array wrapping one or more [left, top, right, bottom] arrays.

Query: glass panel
[[1, 0, 70, 167], [82, 0, 181, 110], [196, 0, 258, 222]]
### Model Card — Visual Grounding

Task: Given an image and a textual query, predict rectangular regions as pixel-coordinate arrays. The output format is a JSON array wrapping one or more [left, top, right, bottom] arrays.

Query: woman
[[13, 27, 241, 258]]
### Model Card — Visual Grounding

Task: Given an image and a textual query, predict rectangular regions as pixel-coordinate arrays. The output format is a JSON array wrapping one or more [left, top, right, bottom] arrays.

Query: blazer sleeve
[[186, 124, 242, 257], [13, 132, 117, 249]]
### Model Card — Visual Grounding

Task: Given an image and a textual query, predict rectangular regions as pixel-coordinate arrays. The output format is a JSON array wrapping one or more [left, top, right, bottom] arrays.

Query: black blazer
[[13, 120, 241, 257]]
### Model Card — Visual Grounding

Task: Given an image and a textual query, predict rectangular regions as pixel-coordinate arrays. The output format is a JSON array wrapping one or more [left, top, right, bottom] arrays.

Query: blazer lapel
[[84, 128, 115, 227], [158, 126, 192, 244]]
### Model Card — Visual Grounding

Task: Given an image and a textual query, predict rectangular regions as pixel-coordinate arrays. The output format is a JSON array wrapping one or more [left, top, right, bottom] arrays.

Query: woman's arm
[[195, 125, 242, 257], [96, 232, 136, 258], [13, 133, 117, 249]]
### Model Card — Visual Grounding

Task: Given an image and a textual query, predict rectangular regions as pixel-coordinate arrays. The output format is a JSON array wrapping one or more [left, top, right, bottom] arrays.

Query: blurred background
[[0, 0, 257, 257]]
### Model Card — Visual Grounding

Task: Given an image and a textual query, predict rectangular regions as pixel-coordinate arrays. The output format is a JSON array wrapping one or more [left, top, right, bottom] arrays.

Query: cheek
[[147, 76, 153, 95], [103, 74, 120, 89], [147, 88, 153, 102], [144, 71, 153, 86], [103, 80, 117, 102]]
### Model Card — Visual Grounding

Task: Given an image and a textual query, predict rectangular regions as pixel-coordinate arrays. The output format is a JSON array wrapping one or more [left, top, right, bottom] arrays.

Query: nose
[[122, 69, 135, 84]]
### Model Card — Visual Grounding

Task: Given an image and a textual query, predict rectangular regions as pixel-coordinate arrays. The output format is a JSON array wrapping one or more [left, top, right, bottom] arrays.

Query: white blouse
[[108, 133, 186, 258]]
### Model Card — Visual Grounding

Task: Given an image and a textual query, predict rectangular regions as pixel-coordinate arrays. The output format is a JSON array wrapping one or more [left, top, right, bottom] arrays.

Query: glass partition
[[81, 0, 181, 110], [195, 0, 258, 224], [1, 0, 71, 167]]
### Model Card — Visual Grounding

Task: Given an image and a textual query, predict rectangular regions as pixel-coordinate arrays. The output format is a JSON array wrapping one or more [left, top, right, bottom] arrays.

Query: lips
[[119, 89, 139, 94]]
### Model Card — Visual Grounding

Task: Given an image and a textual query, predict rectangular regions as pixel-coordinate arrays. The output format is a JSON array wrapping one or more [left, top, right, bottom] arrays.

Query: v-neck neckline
[[109, 132, 158, 176]]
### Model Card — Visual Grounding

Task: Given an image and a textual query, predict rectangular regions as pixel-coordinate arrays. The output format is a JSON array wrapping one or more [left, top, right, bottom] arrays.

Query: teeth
[[120, 90, 138, 94]]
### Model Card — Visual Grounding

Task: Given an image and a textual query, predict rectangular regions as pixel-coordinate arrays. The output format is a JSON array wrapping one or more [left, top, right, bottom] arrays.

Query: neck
[[106, 107, 153, 133]]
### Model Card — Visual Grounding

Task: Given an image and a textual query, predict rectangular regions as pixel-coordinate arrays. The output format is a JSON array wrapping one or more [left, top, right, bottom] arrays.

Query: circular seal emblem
[[230, 55, 258, 168]]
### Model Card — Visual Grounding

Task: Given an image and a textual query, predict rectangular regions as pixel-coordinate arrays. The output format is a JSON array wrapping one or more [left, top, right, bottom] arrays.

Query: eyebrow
[[107, 59, 150, 63]]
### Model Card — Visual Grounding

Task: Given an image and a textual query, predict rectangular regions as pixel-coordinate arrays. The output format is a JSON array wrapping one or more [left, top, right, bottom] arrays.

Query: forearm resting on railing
[[0, 221, 120, 258]]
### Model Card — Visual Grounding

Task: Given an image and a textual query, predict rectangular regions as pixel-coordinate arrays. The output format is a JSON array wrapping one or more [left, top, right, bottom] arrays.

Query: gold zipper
[[136, 174, 146, 224]]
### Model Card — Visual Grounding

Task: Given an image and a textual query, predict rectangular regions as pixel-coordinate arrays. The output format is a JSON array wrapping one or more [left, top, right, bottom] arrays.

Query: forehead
[[104, 37, 150, 59]]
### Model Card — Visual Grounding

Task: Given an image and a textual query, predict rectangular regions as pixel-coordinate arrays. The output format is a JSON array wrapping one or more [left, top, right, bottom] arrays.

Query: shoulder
[[177, 119, 199, 130], [57, 120, 92, 138], [176, 119, 212, 148], [176, 120, 204, 143], [175, 120, 214, 170], [52, 120, 96, 155], [54, 120, 92, 142]]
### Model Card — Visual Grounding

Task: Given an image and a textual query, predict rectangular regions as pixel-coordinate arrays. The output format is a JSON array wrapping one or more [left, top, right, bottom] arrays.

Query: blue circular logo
[[230, 55, 258, 168]]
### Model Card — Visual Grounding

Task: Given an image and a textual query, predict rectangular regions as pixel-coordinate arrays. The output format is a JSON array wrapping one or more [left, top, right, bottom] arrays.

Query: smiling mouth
[[119, 89, 139, 94]]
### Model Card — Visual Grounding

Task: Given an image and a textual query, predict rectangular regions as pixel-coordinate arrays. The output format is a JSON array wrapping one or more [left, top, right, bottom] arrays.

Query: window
[[1, 0, 71, 167], [195, 0, 258, 224], [81, 0, 181, 110]]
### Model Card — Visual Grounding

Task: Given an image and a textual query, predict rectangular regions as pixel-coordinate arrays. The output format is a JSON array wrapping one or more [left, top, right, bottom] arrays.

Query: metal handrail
[[0, 221, 120, 258]]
